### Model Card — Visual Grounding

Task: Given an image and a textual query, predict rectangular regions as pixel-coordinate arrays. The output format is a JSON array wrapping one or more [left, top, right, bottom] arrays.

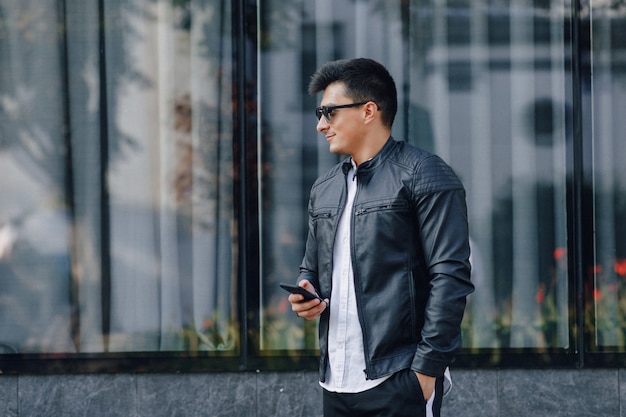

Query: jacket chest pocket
[[310, 206, 340, 236], [310, 207, 340, 259], [311, 207, 339, 221], [353, 199, 414, 246], [354, 199, 410, 216]]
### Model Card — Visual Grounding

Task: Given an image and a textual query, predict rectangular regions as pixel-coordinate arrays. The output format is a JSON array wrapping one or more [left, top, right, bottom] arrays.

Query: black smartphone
[[279, 283, 323, 302]]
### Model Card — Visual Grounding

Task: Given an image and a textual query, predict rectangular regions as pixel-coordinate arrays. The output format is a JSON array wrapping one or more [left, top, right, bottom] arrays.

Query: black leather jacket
[[298, 138, 474, 382]]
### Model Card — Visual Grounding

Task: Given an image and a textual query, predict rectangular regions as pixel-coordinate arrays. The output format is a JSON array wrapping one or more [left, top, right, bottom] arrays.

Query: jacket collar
[[342, 136, 396, 182]]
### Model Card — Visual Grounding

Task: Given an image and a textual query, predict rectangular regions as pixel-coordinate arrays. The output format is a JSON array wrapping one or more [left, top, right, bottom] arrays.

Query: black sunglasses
[[315, 102, 369, 122]]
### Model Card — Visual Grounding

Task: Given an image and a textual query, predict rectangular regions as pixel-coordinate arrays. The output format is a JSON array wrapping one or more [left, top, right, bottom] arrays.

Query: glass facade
[[588, 3, 626, 351], [0, 0, 623, 370]]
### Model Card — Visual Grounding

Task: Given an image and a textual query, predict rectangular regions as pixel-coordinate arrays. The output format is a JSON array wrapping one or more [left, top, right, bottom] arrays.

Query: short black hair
[[308, 58, 397, 127]]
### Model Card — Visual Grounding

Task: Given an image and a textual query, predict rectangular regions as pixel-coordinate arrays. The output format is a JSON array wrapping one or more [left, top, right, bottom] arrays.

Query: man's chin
[[328, 144, 343, 155]]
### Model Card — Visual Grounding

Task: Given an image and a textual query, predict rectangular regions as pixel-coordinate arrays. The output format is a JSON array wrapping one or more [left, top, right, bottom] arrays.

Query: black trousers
[[322, 369, 444, 417]]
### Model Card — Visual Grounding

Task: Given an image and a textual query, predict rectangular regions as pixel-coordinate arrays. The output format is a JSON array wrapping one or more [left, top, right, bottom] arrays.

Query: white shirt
[[319, 160, 389, 393]]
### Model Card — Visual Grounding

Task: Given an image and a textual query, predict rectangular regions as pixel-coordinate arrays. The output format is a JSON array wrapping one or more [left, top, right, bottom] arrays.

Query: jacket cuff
[[411, 352, 450, 378]]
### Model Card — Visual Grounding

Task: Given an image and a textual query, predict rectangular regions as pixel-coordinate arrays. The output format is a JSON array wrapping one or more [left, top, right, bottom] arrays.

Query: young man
[[288, 58, 474, 417]]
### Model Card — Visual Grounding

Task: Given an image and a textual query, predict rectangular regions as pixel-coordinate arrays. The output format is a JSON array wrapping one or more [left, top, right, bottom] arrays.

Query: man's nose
[[316, 117, 329, 132]]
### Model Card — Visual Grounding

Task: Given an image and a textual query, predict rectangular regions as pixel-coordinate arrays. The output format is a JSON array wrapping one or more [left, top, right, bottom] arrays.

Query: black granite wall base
[[0, 369, 622, 416]]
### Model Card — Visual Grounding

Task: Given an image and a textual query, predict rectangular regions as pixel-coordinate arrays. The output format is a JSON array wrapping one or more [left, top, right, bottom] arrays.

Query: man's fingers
[[292, 298, 326, 320]]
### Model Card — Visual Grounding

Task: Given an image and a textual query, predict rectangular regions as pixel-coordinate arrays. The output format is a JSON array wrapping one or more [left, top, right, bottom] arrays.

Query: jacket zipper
[[355, 202, 408, 216], [350, 173, 373, 380]]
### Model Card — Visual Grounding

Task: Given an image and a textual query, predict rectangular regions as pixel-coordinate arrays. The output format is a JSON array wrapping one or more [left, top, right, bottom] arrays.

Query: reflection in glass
[[0, 0, 238, 354], [260, 0, 571, 351], [0, 1, 74, 353], [103, 0, 237, 354], [590, 6, 626, 349]]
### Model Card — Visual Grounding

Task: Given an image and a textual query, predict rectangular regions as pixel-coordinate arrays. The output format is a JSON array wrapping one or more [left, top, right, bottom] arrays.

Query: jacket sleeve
[[410, 158, 474, 377]]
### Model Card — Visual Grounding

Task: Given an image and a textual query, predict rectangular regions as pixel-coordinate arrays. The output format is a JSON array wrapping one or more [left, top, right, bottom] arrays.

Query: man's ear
[[363, 101, 378, 124]]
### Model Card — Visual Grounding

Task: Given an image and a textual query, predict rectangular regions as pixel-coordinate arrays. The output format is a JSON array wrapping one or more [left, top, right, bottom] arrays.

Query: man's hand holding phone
[[282, 280, 328, 320]]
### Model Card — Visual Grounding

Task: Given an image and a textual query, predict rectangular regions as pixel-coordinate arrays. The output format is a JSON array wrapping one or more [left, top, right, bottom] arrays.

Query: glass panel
[[259, 0, 571, 352], [589, 7, 626, 349], [0, 1, 73, 354], [420, 0, 571, 349], [102, 0, 237, 353], [0, 0, 238, 354]]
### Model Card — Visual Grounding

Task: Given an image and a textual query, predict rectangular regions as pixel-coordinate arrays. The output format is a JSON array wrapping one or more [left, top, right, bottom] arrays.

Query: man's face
[[316, 82, 366, 157]]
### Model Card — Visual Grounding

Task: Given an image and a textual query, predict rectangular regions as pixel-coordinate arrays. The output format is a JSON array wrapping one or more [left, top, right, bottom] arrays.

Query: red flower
[[590, 265, 603, 275], [615, 259, 626, 277], [536, 283, 546, 304], [553, 247, 567, 260], [593, 288, 602, 301], [279, 297, 289, 314]]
